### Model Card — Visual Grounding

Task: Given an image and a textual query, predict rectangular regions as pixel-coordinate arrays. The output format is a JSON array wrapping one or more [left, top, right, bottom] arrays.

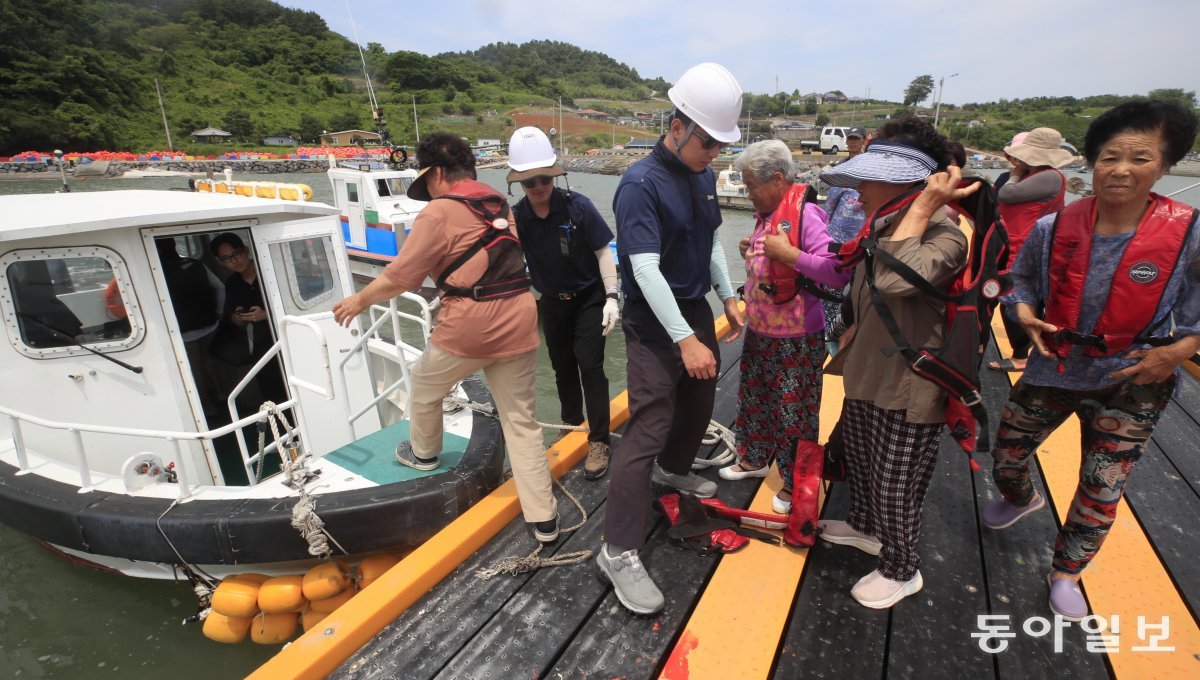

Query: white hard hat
[[508, 126, 557, 172], [668, 62, 744, 144]]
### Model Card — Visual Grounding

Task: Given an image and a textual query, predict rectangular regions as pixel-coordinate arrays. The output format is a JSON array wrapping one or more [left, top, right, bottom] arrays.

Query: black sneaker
[[533, 516, 559, 543]]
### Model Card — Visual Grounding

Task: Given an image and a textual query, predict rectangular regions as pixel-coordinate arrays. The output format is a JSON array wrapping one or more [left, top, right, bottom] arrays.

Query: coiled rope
[[475, 476, 593, 579]]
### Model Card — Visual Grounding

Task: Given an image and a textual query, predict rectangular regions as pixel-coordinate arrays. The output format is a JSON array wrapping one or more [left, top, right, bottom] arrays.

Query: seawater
[[0, 167, 1196, 677]]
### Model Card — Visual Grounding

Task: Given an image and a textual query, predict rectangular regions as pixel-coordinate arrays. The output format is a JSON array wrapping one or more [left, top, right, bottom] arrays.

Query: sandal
[[987, 358, 1026, 372]]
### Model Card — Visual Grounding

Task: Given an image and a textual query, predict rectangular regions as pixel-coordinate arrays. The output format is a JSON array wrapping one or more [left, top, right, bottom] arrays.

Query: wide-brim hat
[[506, 162, 567, 184], [1004, 127, 1074, 168], [407, 165, 435, 201], [819, 140, 939, 189]]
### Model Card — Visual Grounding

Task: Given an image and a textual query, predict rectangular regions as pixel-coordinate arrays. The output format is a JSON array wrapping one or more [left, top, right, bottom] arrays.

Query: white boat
[[326, 160, 427, 280], [0, 190, 503, 579]]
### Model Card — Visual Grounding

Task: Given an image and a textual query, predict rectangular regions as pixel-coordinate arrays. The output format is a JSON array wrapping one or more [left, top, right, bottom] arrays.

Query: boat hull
[[0, 379, 503, 577]]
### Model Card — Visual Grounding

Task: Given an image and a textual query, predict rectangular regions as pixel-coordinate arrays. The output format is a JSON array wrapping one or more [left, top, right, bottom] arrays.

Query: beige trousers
[[407, 343, 556, 523]]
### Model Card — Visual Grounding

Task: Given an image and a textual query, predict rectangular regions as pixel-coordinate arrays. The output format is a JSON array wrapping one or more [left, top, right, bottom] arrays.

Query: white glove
[[601, 298, 620, 336]]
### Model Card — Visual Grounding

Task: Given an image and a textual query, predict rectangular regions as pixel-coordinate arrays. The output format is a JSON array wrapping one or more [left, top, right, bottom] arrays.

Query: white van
[[819, 127, 852, 154]]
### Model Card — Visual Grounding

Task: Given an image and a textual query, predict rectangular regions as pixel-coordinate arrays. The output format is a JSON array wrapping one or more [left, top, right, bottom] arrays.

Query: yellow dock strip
[[990, 317, 1200, 677], [661, 376, 845, 680], [251, 315, 737, 679]]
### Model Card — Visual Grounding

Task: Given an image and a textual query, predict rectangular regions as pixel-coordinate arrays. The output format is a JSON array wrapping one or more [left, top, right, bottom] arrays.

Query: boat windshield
[[376, 177, 413, 198]]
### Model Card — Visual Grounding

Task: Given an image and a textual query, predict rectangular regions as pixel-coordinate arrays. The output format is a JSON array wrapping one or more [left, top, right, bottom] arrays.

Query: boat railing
[[224, 341, 298, 484], [342, 293, 433, 426], [1, 399, 298, 495]]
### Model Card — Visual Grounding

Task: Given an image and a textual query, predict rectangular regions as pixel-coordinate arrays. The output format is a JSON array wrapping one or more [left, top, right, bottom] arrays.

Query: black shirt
[[513, 188, 614, 295], [222, 273, 274, 358]]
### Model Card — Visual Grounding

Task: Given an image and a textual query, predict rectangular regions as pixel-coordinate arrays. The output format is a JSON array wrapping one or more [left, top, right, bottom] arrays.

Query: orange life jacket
[[755, 183, 810, 304]]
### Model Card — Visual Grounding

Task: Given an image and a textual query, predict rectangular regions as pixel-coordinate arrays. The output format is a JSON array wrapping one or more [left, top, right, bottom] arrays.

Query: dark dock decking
[[279, 325, 1199, 679]]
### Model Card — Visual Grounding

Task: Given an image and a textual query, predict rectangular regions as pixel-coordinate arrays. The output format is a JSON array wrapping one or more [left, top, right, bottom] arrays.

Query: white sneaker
[[851, 569, 923, 609], [818, 520, 882, 556]]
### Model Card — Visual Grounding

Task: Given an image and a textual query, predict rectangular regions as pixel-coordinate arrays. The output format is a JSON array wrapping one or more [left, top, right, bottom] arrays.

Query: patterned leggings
[[993, 377, 1175, 575], [733, 330, 825, 492]]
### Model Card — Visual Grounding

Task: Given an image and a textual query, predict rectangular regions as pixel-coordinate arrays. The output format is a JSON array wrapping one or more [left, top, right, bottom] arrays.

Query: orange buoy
[[195, 180, 213, 193], [211, 576, 262, 618], [301, 608, 327, 632], [257, 575, 305, 614], [234, 183, 255, 197], [302, 562, 349, 601], [357, 553, 401, 589], [308, 586, 356, 614], [255, 182, 278, 199], [250, 611, 299, 645], [214, 183, 230, 194], [203, 611, 253, 644], [236, 572, 271, 584]]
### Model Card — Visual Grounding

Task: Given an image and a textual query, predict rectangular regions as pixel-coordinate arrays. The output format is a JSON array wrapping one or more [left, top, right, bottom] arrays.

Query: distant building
[[262, 134, 298, 146], [822, 92, 848, 104], [576, 109, 609, 120], [475, 138, 502, 148], [625, 138, 656, 150], [190, 126, 232, 143], [967, 119, 985, 128], [320, 130, 382, 146], [799, 92, 824, 105]]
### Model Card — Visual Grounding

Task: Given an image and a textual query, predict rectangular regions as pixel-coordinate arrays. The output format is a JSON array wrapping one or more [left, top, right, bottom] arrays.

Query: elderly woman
[[818, 116, 975, 609], [719, 140, 849, 513], [989, 127, 1074, 372], [982, 100, 1200, 621]]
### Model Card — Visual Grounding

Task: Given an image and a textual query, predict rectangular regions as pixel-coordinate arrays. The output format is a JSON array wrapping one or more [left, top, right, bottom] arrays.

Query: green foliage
[[904, 75, 935, 108], [1148, 88, 1197, 110], [815, 113, 830, 127]]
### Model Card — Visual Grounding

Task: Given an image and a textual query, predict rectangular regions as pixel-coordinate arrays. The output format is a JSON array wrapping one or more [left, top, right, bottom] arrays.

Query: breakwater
[[0, 158, 333, 178]]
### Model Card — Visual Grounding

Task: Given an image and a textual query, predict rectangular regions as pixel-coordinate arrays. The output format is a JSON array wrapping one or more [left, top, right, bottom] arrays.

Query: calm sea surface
[[0, 166, 1196, 677]]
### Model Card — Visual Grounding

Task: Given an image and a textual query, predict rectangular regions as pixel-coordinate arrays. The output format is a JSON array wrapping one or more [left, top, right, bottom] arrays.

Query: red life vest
[[432, 180, 531, 301], [998, 168, 1065, 266], [755, 183, 810, 304], [1043, 194, 1197, 358]]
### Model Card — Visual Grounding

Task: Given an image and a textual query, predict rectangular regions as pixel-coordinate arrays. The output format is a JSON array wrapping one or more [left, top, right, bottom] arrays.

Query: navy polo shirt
[[614, 138, 722, 302], [513, 188, 614, 295]]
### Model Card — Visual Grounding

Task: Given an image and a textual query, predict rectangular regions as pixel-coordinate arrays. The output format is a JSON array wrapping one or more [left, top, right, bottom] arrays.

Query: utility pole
[[933, 73, 958, 129], [155, 79, 173, 151], [412, 94, 420, 143], [558, 97, 564, 156]]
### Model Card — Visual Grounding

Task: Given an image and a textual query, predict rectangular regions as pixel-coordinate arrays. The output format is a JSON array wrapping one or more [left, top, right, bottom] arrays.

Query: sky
[[280, 0, 1199, 106]]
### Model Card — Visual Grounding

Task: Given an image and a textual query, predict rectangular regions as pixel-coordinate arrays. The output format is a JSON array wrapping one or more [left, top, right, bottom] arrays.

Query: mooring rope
[[475, 476, 593, 579]]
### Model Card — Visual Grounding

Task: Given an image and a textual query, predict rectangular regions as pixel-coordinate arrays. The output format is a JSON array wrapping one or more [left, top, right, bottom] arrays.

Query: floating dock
[[251, 314, 1200, 679]]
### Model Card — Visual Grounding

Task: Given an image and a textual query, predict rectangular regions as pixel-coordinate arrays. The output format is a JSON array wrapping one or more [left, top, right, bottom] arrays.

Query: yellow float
[[302, 561, 350, 601], [211, 575, 263, 618], [357, 553, 401, 589], [257, 575, 306, 614], [277, 184, 313, 201], [309, 586, 356, 614], [250, 611, 299, 645], [203, 611, 253, 644], [254, 182, 278, 199], [301, 608, 327, 632]]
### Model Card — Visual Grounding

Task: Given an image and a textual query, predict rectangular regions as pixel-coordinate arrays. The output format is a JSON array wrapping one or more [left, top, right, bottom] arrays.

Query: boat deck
[[257, 322, 1200, 679]]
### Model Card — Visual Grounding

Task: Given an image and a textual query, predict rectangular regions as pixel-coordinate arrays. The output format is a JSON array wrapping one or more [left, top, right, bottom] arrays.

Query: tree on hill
[[1148, 88, 1197, 110], [904, 75, 935, 108]]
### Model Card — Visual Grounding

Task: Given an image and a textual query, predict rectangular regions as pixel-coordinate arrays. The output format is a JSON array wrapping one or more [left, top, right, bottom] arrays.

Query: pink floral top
[[744, 201, 848, 338]]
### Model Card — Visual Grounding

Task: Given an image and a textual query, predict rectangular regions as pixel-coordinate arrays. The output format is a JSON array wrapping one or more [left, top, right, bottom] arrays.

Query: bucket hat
[[1004, 128, 1075, 168]]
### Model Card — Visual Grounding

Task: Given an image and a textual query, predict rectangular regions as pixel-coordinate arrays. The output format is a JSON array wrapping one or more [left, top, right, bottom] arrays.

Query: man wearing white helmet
[[507, 126, 619, 480], [596, 62, 745, 615]]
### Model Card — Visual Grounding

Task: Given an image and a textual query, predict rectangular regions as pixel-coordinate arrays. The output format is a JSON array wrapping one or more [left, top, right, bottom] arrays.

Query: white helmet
[[668, 62, 743, 144], [508, 126, 556, 171]]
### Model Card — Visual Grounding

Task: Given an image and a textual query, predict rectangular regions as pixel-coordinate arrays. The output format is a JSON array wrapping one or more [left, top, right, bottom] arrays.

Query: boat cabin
[[328, 162, 426, 264]]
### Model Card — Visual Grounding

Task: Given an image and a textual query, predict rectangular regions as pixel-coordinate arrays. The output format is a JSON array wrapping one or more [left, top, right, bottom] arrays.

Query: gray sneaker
[[651, 462, 717, 498], [596, 543, 664, 615], [584, 441, 610, 480], [395, 441, 440, 471]]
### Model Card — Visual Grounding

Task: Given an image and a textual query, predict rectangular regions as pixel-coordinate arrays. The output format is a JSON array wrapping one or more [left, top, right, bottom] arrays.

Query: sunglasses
[[690, 124, 729, 151], [217, 249, 246, 264], [520, 176, 554, 189]]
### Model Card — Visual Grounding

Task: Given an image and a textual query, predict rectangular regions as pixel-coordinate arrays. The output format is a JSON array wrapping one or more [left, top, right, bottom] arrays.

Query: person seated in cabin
[[208, 233, 287, 413], [988, 128, 1073, 373], [719, 140, 848, 513], [9, 260, 84, 347], [981, 101, 1200, 622], [155, 238, 226, 418], [506, 126, 619, 482], [817, 116, 973, 610], [331, 132, 559, 545]]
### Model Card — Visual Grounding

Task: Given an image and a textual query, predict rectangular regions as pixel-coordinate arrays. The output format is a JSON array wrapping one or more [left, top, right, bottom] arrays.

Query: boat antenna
[[16, 313, 143, 374], [52, 149, 70, 193], [344, 0, 386, 144]]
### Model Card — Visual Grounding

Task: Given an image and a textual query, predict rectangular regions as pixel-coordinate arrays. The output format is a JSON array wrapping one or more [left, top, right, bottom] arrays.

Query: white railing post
[[69, 428, 92, 490], [9, 416, 29, 472]]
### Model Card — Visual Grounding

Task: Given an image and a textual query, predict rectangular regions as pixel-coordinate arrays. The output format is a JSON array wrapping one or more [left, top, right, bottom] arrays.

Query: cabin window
[[380, 177, 411, 197], [346, 183, 359, 204], [271, 236, 339, 313], [1, 247, 143, 358]]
